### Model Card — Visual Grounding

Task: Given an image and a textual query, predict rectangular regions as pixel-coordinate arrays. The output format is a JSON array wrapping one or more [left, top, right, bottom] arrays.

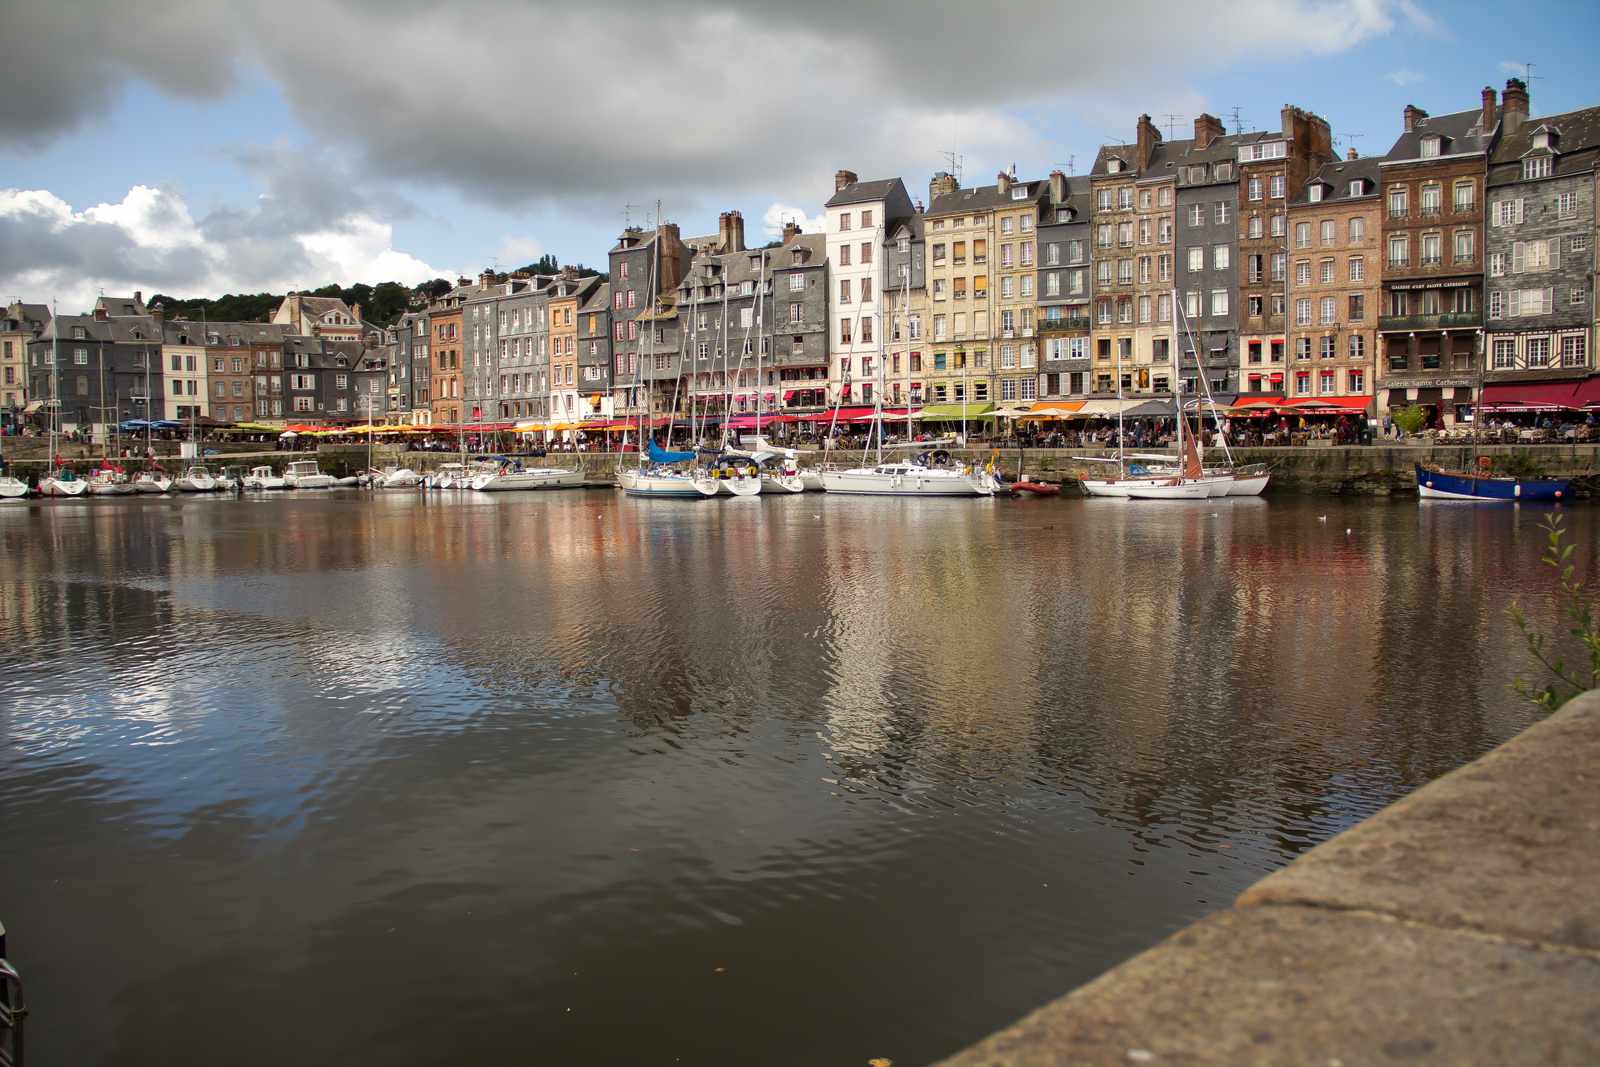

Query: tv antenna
[[621, 203, 641, 229], [1336, 133, 1365, 157], [1519, 61, 1541, 89], [1229, 107, 1245, 135], [942, 150, 964, 184], [1161, 114, 1180, 141]]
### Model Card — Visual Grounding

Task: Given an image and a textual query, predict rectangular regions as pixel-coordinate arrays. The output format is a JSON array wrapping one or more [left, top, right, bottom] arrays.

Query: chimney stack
[[478, 269, 496, 289], [718, 210, 745, 253], [1049, 169, 1067, 203], [782, 221, 801, 244], [1193, 113, 1225, 151], [996, 170, 1012, 196], [133, 290, 142, 305], [1481, 86, 1498, 134], [94, 307, 108, 321], [928, 171, 958, 205], [834, 169, 859, 193], [1502, 77, 1529, 133], [1403, 104, 1429, 132], [1347, 148, 1359, 161], [1136, 113, 1161, 171]]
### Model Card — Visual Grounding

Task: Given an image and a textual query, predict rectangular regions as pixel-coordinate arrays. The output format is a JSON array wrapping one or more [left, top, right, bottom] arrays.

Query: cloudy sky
[[2, 0, 1596, 313]]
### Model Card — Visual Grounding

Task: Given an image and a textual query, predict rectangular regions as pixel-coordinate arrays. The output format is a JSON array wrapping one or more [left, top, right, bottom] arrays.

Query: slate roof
[[95, 294, 147, 316], [43, 313, 162, 343], [1489, 106, 1600, 185], [925, 179, 1044, 218], [824, 177, 906, 208], [1383, 107, 1496, 164], [1292, 155, 1387, 206], [1040, 176, 1094, 227]]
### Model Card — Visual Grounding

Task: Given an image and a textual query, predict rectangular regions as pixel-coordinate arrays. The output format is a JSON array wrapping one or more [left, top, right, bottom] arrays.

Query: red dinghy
[[1013, 480, 1061, 496]]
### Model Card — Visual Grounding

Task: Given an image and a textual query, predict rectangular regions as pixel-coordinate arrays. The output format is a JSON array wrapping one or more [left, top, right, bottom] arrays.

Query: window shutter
[[1544, 288, 1554, 315], [1512, 241, 1524, 273], [1549, 240, 1561, 270], [1514, 199, 1525, 224], [1508, 290, 1521, 317]]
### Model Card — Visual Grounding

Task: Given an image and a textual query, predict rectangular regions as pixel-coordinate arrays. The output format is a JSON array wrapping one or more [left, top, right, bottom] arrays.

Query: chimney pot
[[1193, 113, 1225, 150], [1403, 104, 1428, 132], [94, 307, 108, 320], [782, 221, 801, 244], [133, 290, 142, 305], [996, 171, 1011, 195], [1049, 169, 1067, 203], [834, 169, 859, 193], [1502, 77, 1529, 133], [1136, 114, 1160, 171], [1347, 148, 1358, 161]]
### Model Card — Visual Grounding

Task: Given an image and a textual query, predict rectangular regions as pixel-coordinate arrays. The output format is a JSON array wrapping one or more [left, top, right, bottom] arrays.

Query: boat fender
[[1555, 490, 1563, 499], [1515, 483, 1522, 498]]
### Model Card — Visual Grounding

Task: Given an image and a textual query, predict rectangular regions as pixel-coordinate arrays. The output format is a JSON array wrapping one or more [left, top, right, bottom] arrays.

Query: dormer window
[[1349, 180, 1364, 197], [1420, 136, 1441, 158], [1524, 156, 1551, 180], [1055, 208, 1072, 223], [791, 249, 803, 264], [1010, 185, 1028, 200], [1308, 185, 1324, 203], [1107, 159, 1124, 174], [1215, 164, 1232, 181]]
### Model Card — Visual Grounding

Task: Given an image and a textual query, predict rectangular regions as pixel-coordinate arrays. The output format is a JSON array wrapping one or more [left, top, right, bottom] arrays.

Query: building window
[[1269, 174, 1285, 198], [1295, 221, 1311, 248], [1295, 298, 1311, 326], [1349, 217, 1365, 242], [1320, 297, 1336, 325], [1562, 334, 1588, 367], [1387, 186, 1408, 218], [1320, 258, 1334, 283], [1454, 230, 1474, 263], [1523, 156, 1551, 180], [1309, 185, 1324, 203], [1387, 235, 1408, 267], [1349, 335, 1366, 361], [1527, 336, 1550, 367]]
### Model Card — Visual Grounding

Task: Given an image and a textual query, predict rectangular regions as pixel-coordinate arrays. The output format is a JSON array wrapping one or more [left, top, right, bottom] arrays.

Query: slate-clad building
[[1037, 171, 1092, 398], [1483, 83, 1599, 389], [28, 310, 163, 432], [881, 214, 925, 407], [609, 222, 689, 415], [577, 280, 613, 419]]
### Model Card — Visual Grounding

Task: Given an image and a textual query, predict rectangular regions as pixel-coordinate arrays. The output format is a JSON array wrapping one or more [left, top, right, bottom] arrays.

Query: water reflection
[[0, 492, 1563, 1065]]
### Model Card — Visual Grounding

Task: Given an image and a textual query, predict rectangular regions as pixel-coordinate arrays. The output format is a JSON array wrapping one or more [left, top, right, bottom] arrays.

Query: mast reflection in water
[[0, 492, 1568, 1065]]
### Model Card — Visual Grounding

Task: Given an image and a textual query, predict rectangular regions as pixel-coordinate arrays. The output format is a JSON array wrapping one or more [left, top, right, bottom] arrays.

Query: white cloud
[[1385, 69, 1425, 87], [1500, 60, 1528, 77], [0, 0, 1431, 215], [761, 203, 825, 241], [0, 183, 449, 314], [495, 236, 545, 266]]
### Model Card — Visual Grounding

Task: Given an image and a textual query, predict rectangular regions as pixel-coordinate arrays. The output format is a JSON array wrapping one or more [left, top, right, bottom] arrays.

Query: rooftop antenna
[[1161, 113, 1180, 141], [621, 202, 641, 230], [1229, 107, 1245, 135], [1055, 154, 1076, 175], [1520, 61, 1541, 90], [941, 150, 965, 185], [1336, 133, 1365, 156]]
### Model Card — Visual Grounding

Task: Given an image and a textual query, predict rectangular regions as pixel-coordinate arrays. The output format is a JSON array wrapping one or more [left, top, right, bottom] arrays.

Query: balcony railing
[[1378, 311, 1481, 332]]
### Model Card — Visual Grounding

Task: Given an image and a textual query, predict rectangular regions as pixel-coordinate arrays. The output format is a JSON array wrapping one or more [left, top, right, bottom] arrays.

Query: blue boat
[[1415, 462, 1570, 502]]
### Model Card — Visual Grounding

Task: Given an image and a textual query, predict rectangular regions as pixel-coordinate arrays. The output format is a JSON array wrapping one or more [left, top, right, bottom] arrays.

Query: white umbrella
[[278, 430, 298, 438]]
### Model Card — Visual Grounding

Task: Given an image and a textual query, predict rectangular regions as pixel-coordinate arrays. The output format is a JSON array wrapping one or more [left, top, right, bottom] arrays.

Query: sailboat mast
[[638, 200, 661, 467], [50, 298, 58, 469], [755, 248, 766, 439], [1115, 314, 1125, 474]]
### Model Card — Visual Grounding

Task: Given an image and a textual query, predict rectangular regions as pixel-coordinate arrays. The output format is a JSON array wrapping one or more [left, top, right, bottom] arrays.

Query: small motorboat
[[133, 470, 172, 494], [242, 465, 287, 491], [1012, 479, 1061, 496], [88, 468, 136, 495], [333, 475, 362, 487], [214, 467, 242, 492], [283, 460, 336, 490], [173, 466, 218, 492], [1416, 461, 1569, 502], [41, 468, 89, 497]]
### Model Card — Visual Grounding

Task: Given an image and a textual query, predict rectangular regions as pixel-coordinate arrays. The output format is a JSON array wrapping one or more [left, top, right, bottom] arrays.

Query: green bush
[[1508, 512, 1600, 713], [1390, 404, 1429, 435]]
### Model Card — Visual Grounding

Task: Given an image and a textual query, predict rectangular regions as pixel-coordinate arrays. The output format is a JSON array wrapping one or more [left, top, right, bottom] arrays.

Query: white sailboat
[[282, 459, 335, 489], [39, 302, 88, 497], [471, 463, 583, 491], [1123, 367, 1227, 501], [1, 418, 30, 499], [373, 466, 424, 489], [88, 467, 136, 495], [1079, 331, 1163, 497], [133, 470, 172, 493], [173, 465, 219, 492], [818, 238, 993, 498]]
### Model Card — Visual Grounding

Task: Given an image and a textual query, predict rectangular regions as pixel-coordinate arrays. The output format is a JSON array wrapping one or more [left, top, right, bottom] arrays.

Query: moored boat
[[375, 467, 424, 489], [41, 468, 88, 497], [242, 465, 287, 490], [133, 470, 172, 494], [88, 467, 136, 495], [0, 473, 28, 500], [472, 464, 583, 491], [619, 466, 715, 498], [1416, 461, 1569, 502], [283, 460, 336, 490], [173, 466, 218, 492]]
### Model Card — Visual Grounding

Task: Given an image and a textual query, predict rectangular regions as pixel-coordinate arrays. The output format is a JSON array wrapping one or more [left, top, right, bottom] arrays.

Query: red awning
[[800, 406, 875, 422], [1268, 372, 1285, 383], [1479, 378, 1600, 411], [782, 390, 796, 401]]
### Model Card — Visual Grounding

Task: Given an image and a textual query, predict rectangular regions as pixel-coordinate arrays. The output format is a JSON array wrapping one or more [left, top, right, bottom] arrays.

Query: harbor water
[[0, 491, 1571, 1065]]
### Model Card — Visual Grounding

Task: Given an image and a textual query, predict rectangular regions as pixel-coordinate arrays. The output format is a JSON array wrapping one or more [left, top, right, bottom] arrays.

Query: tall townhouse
[[1, 302, 49, 419], [496, 277, 551, 422], [1036, 171, 1092, 398], [391, 310, 420, 418], [992, 171, 1046, 407], [608, 222, 688, 416], [548, 275, 579, 424], [318, 340, 368, 420], [161, 319, 210, 421], [402, 310, 430, 424], [28, 308, 162, 433], [675, 215, 781, 419], [771, 226, 831, 410], [1377, 92, 1497, 423], [1173, 115, 1244, 398], [577, 281, 612, 420], [882, 213, 927, 408], [204, 323, 262, 423], [1482, 83, 1599, 397], [250, 324, 287, 422], [1238, 107, 1337, 397], [283, 335, 322, 419], [1286, 153, 1384, 403], [825, 172, 914, 405], [463, 270, 504, 424], [428, 287, 467, 424], [1090, 117, 1176, 396]]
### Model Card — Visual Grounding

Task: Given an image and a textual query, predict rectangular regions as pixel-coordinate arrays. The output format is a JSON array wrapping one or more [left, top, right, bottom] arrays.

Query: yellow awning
[[1019, 401, 1085, 421]]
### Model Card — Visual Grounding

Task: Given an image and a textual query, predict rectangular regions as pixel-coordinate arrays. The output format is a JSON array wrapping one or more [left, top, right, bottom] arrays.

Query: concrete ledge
[[937, 693, 1600, 1066]]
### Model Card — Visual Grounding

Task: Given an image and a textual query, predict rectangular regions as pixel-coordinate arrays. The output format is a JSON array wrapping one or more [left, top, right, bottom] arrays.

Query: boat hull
[[1124, 480, 1213, 500], [1416, 464, 1568, 501], [716, 477, 763, 497], [174, 478, 217, 492], [89, 480, 135, 495], [799, 471, 825, 492], [377, 470, 424, 489], [820, 468, 992, 496], [285, 476, 337, 490], [618, 468, 710, 498], [41, 477, 88, 497], [474, 468, 584, 491], [0, 477, 29, 500], [760, 474, 805, 494], [1226, 473, 1270, 497], [133, 478, 171, 494]]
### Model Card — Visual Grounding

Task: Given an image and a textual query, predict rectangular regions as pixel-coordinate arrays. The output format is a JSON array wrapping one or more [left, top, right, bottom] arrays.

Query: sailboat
[[1079, 326, 1163, 498], [0, 418, 28, 499], [39, 303, 87, 497], [133, 469, 173, 493], [88, 465, 136, 495], [1123, 376, 1230, 501], [619, 205, 717, 499], [173, 465, 219, 492]]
